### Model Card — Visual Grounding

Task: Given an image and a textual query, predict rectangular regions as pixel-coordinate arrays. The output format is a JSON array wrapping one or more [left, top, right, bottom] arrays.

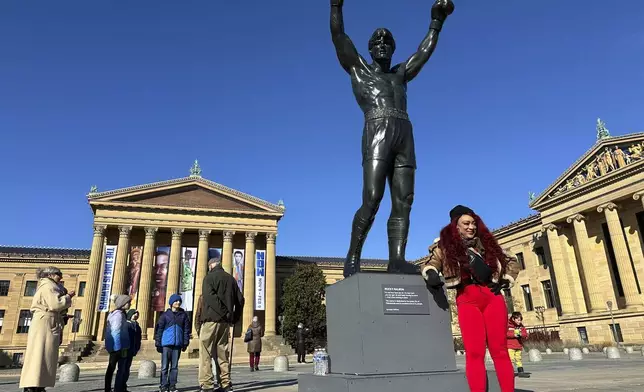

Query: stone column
[[597, 202, 641, 307], [543, 224, 575, 315], [166, 228, 184, 301], [193, 229, 210, 336], [243, 232, 257, 329], [567, 214, 604, 312], [265, 233, 277, 335], [222, 231, 235, 274], [111, 226, 132, 296], [77, 224, 106, 340], [138, 227, 157, 339]]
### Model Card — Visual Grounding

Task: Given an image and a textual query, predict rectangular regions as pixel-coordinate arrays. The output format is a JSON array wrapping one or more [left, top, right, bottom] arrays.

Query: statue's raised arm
[[399, 0, 454, 82], [330, 0, 364, 74]]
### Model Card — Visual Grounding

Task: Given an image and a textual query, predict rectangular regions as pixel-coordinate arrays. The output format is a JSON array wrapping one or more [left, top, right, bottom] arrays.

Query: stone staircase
[[59, 340, 97, 364], [79, 335, 295, 364]]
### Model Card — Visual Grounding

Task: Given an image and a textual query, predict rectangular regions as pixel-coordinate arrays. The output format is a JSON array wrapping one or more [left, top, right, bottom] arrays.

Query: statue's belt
[[364, 108, 410, 122]]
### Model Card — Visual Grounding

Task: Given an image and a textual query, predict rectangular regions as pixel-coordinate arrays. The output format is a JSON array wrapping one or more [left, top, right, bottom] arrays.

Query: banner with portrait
[[127, 246, 143, 297], [232, 249, 245, 292], [180, 247, 197, 311], [255, 250, 266, 310], [98, 245, 118, 312], [152, 246, 170, 312]]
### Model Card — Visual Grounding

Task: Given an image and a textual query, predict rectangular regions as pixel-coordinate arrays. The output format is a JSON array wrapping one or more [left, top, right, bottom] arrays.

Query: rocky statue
[[330, 0, 455, 277]]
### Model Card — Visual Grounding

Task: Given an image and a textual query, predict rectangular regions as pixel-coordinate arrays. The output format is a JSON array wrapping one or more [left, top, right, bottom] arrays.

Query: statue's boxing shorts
[[362, 107, 416, 169]]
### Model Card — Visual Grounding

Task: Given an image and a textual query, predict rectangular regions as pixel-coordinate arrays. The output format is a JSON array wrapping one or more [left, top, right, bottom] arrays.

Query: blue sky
[[1, 1, 643, 260]]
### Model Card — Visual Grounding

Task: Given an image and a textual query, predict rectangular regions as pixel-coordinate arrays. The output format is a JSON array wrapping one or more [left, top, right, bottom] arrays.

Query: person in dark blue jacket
[[124, 309, 142, 391], [154, 293, 191, 392]]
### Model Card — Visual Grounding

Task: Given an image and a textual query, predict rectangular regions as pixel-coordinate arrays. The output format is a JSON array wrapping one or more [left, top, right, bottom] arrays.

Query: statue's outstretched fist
[[432, 0, 455, 21]]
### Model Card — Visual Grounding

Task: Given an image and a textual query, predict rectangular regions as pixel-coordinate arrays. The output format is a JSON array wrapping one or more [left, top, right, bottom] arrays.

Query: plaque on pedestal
[[297, 273, 501, 392]]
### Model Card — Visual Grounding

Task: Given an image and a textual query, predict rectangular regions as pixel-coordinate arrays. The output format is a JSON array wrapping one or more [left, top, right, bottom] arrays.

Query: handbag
[[244, 328, 253, 343], [467, 248, 492, 284]]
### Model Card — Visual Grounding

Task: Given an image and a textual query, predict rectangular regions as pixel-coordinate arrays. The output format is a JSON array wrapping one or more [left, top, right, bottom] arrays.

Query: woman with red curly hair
[[422, 205, 520, 392]]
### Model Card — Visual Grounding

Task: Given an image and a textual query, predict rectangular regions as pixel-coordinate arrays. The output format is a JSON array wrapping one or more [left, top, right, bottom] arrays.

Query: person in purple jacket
[[104, 295, 132, 392], [155, 294, 191, 392]]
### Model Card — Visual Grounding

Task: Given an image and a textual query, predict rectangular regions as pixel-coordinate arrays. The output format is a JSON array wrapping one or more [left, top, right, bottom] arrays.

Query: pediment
[[530, 133, 644, 210], [88, 176, 284, 214]]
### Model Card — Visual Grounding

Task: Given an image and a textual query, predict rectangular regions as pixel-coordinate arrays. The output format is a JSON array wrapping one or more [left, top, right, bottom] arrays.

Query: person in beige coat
[[19, 266, 74, 392]]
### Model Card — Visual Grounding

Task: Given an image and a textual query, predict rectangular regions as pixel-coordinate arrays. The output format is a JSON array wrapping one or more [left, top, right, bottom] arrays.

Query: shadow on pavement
[[176, 378, 298, 392]]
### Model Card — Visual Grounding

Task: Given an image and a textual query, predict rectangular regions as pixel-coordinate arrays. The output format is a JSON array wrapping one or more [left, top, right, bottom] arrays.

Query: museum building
[[0, 162, 387, 363], [2, 121, 644, 362]]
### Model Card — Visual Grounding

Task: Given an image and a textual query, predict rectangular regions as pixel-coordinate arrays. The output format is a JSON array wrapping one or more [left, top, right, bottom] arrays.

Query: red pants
[[249, 352, 260, 368], [457, 284, 514, 392]]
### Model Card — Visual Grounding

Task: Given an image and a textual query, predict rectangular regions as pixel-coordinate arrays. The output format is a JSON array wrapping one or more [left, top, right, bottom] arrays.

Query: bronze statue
[[330, 0, 454, 277]]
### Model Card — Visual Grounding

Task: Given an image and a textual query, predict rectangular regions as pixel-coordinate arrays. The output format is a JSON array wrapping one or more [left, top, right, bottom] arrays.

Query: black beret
[[450, 205, 474, 221]]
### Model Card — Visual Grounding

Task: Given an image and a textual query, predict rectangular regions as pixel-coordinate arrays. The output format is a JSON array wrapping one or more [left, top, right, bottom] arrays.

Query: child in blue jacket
[[154, 294, 191, 392], [105, 295, 132, 392]]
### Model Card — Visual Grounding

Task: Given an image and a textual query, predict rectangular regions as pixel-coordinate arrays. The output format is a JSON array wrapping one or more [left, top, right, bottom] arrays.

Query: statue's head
[[368, 28, 395, 62]]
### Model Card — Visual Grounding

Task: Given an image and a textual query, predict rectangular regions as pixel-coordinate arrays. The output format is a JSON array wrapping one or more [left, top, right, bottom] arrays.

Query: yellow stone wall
[[0, 261, 89, 352]]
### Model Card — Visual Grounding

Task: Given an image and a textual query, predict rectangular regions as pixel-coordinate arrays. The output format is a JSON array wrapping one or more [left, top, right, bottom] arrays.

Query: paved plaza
[[1, 353, 644, 391]]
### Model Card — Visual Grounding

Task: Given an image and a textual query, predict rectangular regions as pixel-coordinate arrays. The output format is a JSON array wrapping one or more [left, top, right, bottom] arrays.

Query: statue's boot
[[344, 215, 374, 277], [386, 217, 420, 274]]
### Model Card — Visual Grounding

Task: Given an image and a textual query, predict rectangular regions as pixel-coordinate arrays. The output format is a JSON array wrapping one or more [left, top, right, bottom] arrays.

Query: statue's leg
[[344, 159, 390, 277], [386, 166, 418, 274]]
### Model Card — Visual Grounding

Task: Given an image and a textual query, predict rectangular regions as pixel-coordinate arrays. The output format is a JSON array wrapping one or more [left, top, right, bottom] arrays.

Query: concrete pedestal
[[298, 273, 500, 392]]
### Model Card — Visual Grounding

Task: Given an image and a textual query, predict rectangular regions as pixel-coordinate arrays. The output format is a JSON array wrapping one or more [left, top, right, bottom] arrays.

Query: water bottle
[[319, 348, 329, 375], [313, 349, 321, 375]]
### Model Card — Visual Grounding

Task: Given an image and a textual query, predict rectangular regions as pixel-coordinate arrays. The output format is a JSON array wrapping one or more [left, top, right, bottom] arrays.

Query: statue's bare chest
[[351, 66, 407, 110]]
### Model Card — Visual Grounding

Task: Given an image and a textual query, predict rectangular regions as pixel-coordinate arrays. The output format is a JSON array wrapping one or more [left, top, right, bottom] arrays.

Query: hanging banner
[[152, 246, 170, 311], [233, 249, 245, 292], [98, 245, 118, 312], [180, 247, 197, 311], [127, 246, 143, 297], [255, 250, 266, 310]]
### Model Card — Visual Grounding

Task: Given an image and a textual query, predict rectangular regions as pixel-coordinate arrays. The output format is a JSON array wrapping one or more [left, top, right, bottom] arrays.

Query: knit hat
[[126, 309, 139, 320], [449, 205, 474, 222], [169, 293, 182, 306], [113, 294, 131, 310]]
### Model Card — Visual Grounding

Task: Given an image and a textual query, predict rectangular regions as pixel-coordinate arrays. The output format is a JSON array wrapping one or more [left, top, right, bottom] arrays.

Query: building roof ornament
[[89, 185, 98, 195], [596, 118, 611, 140], [189, 160, 202, 177]]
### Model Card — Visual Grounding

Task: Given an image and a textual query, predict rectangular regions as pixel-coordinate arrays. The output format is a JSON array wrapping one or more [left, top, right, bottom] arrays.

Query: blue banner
[[98, 245, 117, 312], [255, 250, 265, 310]]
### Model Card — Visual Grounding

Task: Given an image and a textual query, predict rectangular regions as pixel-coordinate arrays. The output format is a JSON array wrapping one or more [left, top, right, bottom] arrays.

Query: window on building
[[78, 282, 86, 297], [0, 281, 9, 296], [609, 323, 624, 343], [502, 288, 514, 312], [71, 310, 82, 333], [12, 353, 23, 367], [516, 252, 525, 270], [522, 285, 534, 311], [16, 310, 32, 334], [535, 247, 547, 266], [0, 310, 4, 333], [24, 281, 37, 297], [577, 326, 589, 344], [541, 280, 556, 309]]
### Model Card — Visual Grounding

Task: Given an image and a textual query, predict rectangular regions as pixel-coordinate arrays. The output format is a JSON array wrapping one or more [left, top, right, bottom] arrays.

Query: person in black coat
[[296, 323, 309, 363]]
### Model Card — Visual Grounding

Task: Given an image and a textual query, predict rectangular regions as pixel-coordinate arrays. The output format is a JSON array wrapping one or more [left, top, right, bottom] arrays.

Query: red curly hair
[[438, 213, 507, 274]]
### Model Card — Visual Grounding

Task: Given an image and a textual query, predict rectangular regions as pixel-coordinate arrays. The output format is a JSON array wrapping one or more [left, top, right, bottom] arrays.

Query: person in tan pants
[[198, 258, 244, 392]]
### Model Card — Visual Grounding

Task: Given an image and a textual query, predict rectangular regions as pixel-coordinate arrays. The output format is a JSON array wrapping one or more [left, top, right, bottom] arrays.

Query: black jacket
[[202, 265, 244, 324], [296, 328, 307, 344]]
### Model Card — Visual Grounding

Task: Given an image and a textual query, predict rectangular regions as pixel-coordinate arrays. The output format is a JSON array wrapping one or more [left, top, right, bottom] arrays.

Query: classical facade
[[0, 162, 388, 360], [494, 123, 644, 345]]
